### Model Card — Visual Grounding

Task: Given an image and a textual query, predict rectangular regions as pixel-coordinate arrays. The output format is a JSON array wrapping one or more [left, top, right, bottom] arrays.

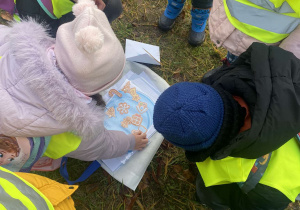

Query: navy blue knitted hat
[[153, 82, 224, 151]]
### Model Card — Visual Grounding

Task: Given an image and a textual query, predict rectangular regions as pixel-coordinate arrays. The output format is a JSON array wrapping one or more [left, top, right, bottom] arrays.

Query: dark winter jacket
[[202, 42, 300, 159]]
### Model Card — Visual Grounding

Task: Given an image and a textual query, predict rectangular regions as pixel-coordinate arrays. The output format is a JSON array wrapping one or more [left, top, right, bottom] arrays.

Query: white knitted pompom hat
[[54, 0, 125, 95]]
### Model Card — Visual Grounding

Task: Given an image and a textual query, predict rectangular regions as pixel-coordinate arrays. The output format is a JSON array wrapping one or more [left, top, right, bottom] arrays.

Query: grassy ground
[[1, 1, 300, 209]]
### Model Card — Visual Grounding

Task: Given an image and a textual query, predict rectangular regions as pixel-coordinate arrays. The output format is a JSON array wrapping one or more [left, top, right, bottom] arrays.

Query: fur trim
[[75, 26, 104, 53], [8, 19, 105, 140], [73, 0, 97, 17]]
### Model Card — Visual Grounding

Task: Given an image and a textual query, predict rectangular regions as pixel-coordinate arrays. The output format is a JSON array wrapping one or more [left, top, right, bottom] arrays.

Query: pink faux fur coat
[[0, 20, 135, 160]]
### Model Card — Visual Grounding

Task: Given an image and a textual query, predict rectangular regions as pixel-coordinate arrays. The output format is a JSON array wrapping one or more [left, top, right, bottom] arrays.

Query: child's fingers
[[133, 130, 142, 135], [136, 139, 148, 150], [141, 139, 148, 147]]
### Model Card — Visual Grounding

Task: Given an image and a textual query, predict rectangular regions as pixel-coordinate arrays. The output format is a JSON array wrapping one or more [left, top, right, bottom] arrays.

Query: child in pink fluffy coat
[[0, 0, 148, 166]]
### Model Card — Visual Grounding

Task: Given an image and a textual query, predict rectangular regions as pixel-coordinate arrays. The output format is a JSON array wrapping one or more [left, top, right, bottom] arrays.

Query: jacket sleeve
[[66, 129, 136, 161], [279, 25, 300, 59]]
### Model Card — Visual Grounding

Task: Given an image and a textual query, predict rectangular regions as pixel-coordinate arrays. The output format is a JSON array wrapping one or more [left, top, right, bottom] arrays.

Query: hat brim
[[81, 58, 125, 96]]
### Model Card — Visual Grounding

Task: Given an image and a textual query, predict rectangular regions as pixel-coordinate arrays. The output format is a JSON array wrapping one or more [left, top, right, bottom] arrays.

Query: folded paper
[[125, 39, 160, 65]]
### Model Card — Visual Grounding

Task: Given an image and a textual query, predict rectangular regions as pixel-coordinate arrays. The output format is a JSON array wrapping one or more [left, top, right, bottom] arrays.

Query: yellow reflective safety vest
[[15, 172, 77, 210], [51, 0, 74, 19], [14, 0, 74, 19], [223, 0, 300, 43], [197, 138, 300, 201], [44, 132, 82, 159], [0, 167, 54, 210]]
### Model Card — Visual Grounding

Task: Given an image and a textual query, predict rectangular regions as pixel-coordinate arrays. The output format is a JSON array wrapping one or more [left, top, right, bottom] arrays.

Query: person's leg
[[196, 173, 290, 210], [16, 0, 122, 38], [240, 184, 290, 210], [57, 0, 122, 32], [158, 0, 186, 31], [188, 0, 212, 46], [15, 0, 59, 38], [191, 0, 212, 9], [103, 0, 123, 22], [196, 173, 232, 209]]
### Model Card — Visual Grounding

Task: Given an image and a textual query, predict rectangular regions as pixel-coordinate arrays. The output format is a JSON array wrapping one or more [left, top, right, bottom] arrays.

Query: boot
[[188, 8, 210, 46], [158, 0, 186, 31]]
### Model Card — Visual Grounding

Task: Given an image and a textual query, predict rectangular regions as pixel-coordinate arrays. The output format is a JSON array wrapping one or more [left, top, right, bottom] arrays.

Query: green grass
[[1, 1, 299, 209], [112, 0, 226, 85]]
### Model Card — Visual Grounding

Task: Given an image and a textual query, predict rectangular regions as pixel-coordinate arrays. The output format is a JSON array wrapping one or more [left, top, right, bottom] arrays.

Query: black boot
[[188, 8, 210, 46], [158, 0, 185, 31]]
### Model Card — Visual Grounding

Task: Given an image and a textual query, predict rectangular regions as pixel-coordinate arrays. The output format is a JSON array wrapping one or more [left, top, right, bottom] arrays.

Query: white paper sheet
[[101, 75, 160, 172], [98, 61, 169, 190], [125, 39, 160, 65]]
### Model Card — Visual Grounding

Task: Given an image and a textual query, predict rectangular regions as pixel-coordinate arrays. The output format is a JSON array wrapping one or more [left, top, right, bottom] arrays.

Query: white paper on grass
[[98, 131, 163, 191], [125, 39, 160, 65], [98, 61, 169, 191]]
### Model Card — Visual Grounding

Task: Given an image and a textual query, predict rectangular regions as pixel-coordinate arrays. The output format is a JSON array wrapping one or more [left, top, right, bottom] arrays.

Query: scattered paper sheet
[[125, 39, 160, 65]]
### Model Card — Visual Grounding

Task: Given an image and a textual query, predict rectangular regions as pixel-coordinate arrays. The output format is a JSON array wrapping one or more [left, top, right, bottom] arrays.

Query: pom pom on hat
[[73, 0, 98, 17], [55, 1, 125, 96], [153, 82, 224, 151], [75, 26, 104, 54]]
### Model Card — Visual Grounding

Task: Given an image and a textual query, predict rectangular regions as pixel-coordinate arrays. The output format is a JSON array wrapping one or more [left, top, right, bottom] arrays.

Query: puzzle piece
[[121, 116, 132, 128], [109, 89, 122, 97], [105, 107, 116, 118], [138, 125, 148, 134], [121, 81, 131, 93], [136, 101, 148, 114], [131, 125, 148, 134], [129, 87, 140, 102], [131, 114, 143, 126], [117, 102, 130, 115]]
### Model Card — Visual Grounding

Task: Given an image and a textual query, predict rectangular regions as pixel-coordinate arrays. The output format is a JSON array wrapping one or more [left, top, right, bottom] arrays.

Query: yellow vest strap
[[0, 167, 54, 210], [224, 0, 300, 43]]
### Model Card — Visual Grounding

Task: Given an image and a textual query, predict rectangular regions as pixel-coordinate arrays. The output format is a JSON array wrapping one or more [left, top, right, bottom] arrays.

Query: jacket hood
[[6, 19, 105, 139], [203, 43, 300, 159]]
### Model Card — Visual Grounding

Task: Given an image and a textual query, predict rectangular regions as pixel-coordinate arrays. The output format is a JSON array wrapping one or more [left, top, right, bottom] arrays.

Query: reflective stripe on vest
[[0, 167, 53, 210], [223, 0, 300, 43], [37, 0, 57, 19], [249, 0, 294, 13], [35, 0, 74, 19]]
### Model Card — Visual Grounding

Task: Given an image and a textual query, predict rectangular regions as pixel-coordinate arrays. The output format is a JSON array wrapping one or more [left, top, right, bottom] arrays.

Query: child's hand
[[133, 131, 148, 150], [94, 0, 106, 10]]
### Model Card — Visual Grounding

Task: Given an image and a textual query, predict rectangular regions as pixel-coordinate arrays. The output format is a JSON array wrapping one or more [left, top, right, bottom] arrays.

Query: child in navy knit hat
[[153, 82, 225, 152], [153, 43, 300, 209]]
